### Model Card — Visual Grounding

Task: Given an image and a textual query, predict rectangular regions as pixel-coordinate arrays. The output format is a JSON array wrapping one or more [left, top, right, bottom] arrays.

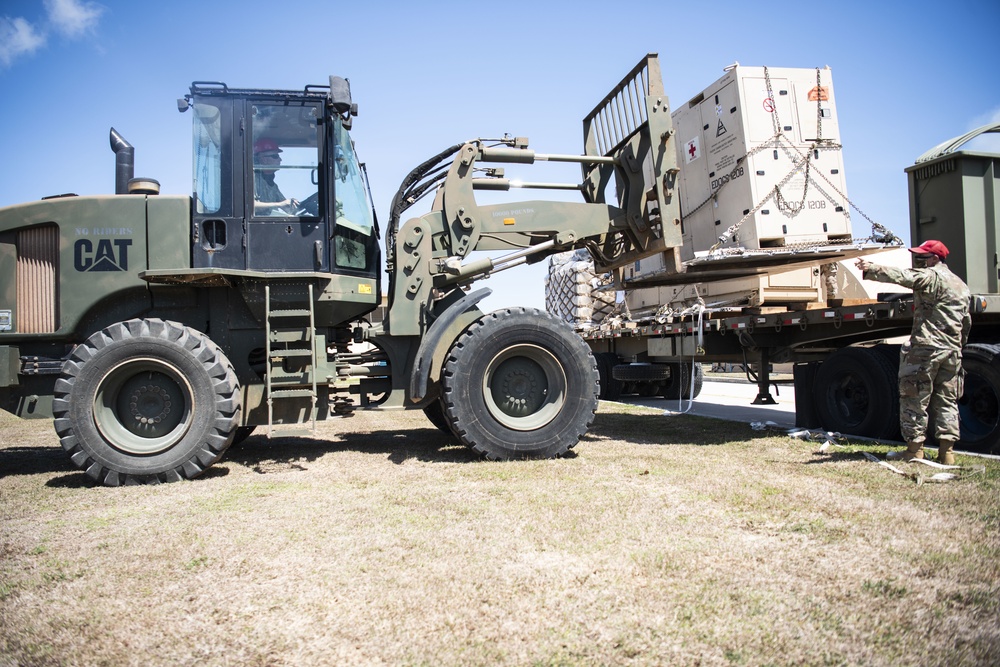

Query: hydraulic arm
[[384, 54, 684, 336]]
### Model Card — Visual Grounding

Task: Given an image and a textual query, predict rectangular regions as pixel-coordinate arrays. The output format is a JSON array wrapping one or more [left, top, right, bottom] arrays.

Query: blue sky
[[2, 0, 998, 311]]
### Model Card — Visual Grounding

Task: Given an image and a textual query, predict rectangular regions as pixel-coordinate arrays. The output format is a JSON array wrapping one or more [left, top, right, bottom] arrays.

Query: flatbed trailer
[[569, 111, 1000, 454], [580, 292, 1000, 453]]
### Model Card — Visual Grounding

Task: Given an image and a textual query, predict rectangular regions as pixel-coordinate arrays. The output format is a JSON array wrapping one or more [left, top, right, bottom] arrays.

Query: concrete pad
[[622, 379, 1000, 460], [624, 379, 796, 429]]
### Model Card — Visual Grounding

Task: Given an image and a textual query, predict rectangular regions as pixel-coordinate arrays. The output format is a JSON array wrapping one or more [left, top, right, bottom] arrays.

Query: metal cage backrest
[[583, 54, 664, 158]]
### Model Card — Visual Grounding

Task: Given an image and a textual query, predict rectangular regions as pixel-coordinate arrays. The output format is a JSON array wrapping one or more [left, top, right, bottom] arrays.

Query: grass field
[[2, 403, 999, 666]]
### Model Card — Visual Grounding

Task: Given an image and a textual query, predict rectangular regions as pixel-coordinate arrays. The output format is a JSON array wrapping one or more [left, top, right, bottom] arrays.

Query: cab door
[[244, 98, 329, 272]]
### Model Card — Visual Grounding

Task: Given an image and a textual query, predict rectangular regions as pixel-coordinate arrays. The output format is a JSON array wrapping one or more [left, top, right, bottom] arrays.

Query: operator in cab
[[253, 138, 299, 215]]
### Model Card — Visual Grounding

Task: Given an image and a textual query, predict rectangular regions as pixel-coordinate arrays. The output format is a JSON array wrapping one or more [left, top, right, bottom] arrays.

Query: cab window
[[192, 102, 226, 214], [251, 102, 320, 218]]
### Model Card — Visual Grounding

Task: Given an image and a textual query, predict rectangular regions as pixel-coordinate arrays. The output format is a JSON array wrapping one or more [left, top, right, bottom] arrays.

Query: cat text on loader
[[0, 54, 681, 485]]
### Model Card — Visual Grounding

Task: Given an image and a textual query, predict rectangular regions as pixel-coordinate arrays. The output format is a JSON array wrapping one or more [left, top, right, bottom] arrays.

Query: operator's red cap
[[253, 138, 282, 154], [909, 239, 949, 259]]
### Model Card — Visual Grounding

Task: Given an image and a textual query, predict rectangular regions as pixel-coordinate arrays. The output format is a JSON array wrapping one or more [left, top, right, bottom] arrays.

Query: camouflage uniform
[[864, 262, 971, 443], [254, 171, 290, 215]]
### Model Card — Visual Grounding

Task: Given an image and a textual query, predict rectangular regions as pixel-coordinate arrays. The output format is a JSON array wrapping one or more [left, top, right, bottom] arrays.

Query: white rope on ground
[[752, 424, 986, 484]]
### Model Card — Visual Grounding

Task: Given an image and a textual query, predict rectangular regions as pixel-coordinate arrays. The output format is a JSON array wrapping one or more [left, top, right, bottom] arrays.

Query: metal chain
[[773, 148, 811, 216], [815, 68, 823, 143], [766, 66, 780, 136]]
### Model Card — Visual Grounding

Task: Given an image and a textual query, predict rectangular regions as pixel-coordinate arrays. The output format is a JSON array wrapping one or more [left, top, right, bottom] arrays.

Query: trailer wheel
[[814, 347, 898, 439], [613, 363, 671, 382], [638, 383, 662, 397], [662, 362, 704, 400], [870, 344, 903, 441], [958, 344, 1000, 453], [595, 353, 622, 401], [441, 308, 598, 460], [52, 319, 241, 486]]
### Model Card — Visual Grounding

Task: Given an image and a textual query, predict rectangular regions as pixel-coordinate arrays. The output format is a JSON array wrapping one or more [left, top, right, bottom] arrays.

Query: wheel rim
[[829, 373, 869, 427], [93, 357, 194, 455], [959, 372, 999, 441], [483, 344, 566, 431]]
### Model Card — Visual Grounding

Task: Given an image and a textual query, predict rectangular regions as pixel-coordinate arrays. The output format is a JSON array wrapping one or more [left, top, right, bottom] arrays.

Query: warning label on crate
[[808, 86, 829, 101], [685, 136, 701, 163], [709, 133, 738, 170]]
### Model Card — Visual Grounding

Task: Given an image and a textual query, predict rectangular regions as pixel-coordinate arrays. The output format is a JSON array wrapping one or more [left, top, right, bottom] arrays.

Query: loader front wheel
[[52, 319, 241, 486], [441, 308, 598, 460]]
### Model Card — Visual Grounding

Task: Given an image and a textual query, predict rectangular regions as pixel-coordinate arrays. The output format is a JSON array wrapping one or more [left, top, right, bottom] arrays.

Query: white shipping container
[[672, 65, 853, 261]]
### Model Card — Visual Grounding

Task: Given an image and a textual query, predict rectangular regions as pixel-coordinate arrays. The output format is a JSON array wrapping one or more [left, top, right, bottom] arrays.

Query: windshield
[[333, 120, 376, 270]]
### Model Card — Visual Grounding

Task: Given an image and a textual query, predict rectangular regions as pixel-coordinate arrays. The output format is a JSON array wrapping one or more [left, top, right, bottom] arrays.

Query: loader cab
[[184, 79, 378, 278]]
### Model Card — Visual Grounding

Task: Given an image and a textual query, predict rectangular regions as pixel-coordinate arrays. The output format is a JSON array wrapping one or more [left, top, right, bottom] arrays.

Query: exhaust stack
[[109, 127, 134, 195]]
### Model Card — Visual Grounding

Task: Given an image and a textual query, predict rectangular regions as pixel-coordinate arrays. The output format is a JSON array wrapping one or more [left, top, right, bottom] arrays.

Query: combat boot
[[937, 439, 956, 466], [900, 441, 924, 462]]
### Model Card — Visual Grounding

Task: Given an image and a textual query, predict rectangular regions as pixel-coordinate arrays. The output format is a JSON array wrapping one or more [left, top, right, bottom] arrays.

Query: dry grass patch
[[1, 404, 999, 666]]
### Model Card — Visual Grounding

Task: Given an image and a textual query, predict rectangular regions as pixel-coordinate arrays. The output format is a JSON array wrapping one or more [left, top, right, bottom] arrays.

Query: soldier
[[856, 240, 971, 464], [252, 138, 299, 215]]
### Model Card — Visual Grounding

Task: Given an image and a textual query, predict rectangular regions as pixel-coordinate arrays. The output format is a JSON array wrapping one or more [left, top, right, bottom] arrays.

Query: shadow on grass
[[2, 410, 759, 487], [0, 446, 77, 480], [222, 426, 479, 471], [0, 425, 475, 487], [585, 411, 755, 447], [804, 450, 873, 465]]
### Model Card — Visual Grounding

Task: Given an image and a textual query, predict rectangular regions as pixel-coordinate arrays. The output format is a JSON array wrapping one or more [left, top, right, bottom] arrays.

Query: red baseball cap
[[253, 138, 282, 154], [908, 239, 949, 259]]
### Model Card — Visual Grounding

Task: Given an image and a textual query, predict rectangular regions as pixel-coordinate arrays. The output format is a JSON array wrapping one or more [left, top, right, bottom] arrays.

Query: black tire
[[52, 319, 241, 486], [612, 362, 671, 383], [871, 344, 903, 441], [441, 308, 598, 460], [595, 352, 622, 401], [230, 426, 258, 447], [814, 346, 898, 439], [638, 383, 662, 397], [958, 344, 1000, 453], [423, 399, 454, 435], [662, 362, 704, 400]]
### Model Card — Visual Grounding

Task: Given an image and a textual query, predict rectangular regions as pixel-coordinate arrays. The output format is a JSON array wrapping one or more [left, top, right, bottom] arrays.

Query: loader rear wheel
[[441, 308, 598, 460], [52, 319, 241, 486]]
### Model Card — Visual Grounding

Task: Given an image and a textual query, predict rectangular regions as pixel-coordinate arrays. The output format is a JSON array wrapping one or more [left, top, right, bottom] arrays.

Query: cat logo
[[74, 238, 132, 272]]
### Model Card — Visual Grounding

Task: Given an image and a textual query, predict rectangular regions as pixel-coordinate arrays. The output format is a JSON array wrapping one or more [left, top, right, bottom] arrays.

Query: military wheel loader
[[0, 55, 683, 485]]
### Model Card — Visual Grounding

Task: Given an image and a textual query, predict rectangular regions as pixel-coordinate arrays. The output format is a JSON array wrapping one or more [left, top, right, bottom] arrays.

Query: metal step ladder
[[264, 283, 318, 438]]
